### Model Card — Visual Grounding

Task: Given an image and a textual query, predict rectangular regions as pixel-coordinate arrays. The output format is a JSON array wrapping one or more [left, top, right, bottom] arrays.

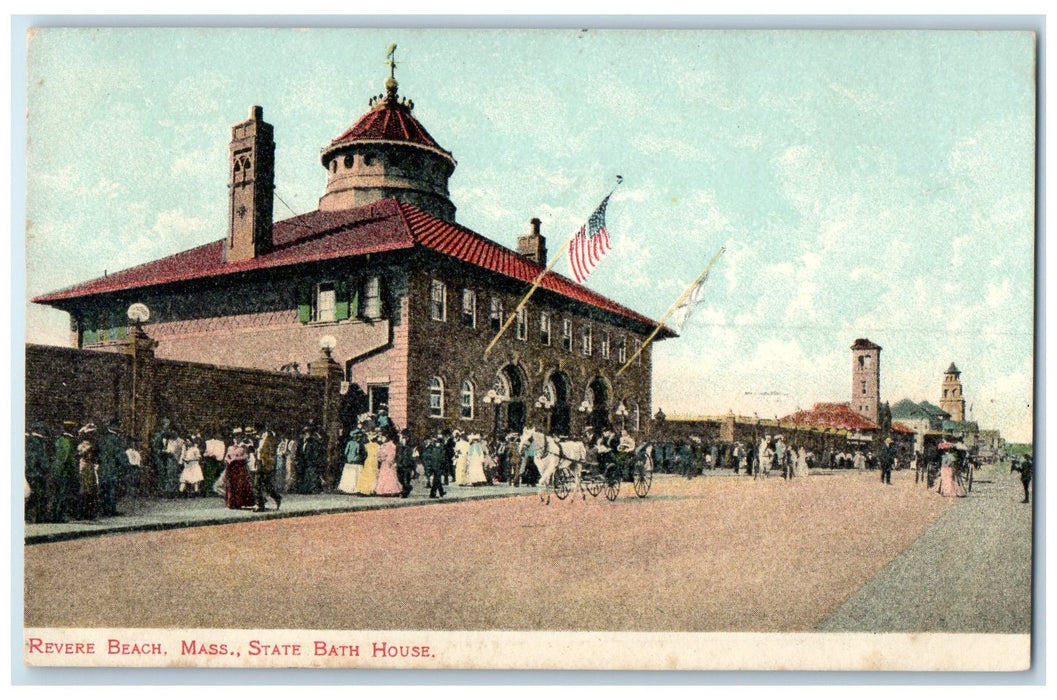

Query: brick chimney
[[225, 105, 275, 263], [517, 217, 547, 265]]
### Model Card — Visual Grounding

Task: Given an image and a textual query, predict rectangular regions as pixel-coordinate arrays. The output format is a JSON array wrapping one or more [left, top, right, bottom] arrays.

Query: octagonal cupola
[[319, 46, 457, 221]]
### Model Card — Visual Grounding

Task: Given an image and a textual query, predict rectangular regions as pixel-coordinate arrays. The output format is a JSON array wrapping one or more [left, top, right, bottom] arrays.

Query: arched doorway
[[495, 364, 527, 434], [587, 376, 611, 433], [543, 371, 572, 436]]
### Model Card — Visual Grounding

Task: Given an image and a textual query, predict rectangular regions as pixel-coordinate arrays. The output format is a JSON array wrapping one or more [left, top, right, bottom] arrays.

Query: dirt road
[[26, 469, 957, 632]]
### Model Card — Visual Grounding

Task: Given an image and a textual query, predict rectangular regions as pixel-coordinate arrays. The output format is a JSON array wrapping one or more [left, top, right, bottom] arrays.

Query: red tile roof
[[782, 402, 879, 432], [891, 421, 916, 435], [327, 102, 452, 161], [34, 198, 670, 335]]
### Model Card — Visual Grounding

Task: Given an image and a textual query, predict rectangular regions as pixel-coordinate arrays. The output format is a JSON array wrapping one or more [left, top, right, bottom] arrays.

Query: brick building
[[33, 63, 671, 439]]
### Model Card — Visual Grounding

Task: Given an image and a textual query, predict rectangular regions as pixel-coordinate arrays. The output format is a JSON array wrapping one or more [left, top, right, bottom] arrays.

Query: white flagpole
[[615, 246, 725, 377]]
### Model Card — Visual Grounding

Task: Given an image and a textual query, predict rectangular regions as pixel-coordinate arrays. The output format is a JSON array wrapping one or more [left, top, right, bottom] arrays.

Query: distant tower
[[939, 363, 966, 422], [850, 338, 882, 424], [225, 105, 275, 263]]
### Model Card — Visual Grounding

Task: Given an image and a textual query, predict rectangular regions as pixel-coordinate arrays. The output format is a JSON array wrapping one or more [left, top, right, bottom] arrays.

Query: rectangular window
[[461, 289, 476, 327], [861, 381, 867, 395], [601, 330, 611, 359], [361, 276, 382, 319], [562, 319, 573, 351], [489, 297, 504, 332], [617, 336, 627, 364], [515, 307, 527, 340], [633, 338, 642, 365], [316, 282, 336, 323], [430, 279, 447, 321], [539, 312, 551, 346], [581, 324, 592, 356]]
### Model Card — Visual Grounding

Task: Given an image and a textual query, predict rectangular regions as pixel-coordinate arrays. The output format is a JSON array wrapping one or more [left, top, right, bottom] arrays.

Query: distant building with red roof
[[783, 402, 880, 433], [33, 58, 671, 436]]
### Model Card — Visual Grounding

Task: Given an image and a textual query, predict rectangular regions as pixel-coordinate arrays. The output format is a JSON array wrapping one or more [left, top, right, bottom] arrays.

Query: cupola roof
[[323, 47, 454, 165]]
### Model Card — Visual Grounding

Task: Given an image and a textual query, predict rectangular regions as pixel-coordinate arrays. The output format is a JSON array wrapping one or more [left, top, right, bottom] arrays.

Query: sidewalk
[[23, 480, 532, 545], [816, 461, 1032, 633]]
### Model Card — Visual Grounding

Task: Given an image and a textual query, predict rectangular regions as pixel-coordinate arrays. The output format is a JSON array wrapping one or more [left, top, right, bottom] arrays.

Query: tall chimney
[[225, 105, 275, 263], [517, 217, 547, 265]]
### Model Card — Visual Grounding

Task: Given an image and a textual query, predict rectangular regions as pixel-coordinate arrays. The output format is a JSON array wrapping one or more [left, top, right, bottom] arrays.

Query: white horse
[[519, 426, 589, 503]]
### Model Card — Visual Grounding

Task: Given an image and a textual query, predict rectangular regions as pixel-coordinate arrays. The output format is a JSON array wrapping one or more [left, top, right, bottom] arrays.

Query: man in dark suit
[[1012, 454, 1032, 503], [25, 421, 51, 523], [879, 437, 896, 485], [97, 419, 128, 516], [422, 434, 446, 499]]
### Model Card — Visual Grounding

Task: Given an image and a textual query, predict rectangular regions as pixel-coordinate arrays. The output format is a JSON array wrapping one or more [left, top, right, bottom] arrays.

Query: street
[[23, 464, 1031, 633]]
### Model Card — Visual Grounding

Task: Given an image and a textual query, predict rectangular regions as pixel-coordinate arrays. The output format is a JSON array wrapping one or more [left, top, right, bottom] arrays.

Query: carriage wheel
[[554, 467, 572, 500], [585, 475, 603, 498], [633, 468, 653, 498], [603, 466, 621, 501]]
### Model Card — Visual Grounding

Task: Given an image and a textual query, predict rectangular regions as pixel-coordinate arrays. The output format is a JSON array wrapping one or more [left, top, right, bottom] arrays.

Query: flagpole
[[615, 246, 725, 377], [483, 239, 572, 358]]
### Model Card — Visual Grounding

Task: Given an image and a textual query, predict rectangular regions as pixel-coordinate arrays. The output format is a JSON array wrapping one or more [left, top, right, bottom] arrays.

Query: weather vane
[[386, 43, 398, 80]]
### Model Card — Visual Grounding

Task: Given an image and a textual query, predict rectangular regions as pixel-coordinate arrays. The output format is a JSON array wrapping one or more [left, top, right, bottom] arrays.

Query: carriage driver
[[595, 427, 618, 472]]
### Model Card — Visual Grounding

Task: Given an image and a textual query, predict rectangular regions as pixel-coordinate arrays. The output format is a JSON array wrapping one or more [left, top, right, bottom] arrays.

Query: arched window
[[428, 377, 445, 418], [460, 380, 475, 420]]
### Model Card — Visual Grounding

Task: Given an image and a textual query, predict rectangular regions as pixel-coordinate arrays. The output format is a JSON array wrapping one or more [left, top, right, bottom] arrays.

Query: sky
[[22, 28, 1037, 442]]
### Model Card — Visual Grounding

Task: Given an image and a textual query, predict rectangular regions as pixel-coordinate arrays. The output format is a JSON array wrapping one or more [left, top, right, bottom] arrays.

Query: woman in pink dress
[[373, 434, 402, 497], [936, 444, 967, 498], [223, 430, 255, 509]]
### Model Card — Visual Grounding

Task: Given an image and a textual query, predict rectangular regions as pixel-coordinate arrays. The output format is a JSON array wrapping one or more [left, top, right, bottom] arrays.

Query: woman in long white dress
[[794, 446, 809, 478], [465, 434, 489, 486], [453, 433, 472, 485]]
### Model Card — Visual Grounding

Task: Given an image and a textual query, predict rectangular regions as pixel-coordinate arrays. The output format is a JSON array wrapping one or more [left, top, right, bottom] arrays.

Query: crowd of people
[[25, 405, 1029, 522], [24, 419, 132, 523], [23, 405, 556, 522]]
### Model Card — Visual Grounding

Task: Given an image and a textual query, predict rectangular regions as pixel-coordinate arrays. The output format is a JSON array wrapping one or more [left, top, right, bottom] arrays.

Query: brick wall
[[152, 358, 326, 439], [26, 343, 336, 465], [25, 344, 131, 430]]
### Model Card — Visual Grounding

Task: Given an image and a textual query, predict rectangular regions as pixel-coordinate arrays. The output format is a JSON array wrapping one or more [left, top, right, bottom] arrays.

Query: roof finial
[[384, 43, 399, 100]]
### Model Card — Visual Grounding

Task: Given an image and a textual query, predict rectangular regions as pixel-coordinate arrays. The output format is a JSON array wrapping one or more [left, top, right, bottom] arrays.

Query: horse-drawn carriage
[[519, 427, 653, 503]]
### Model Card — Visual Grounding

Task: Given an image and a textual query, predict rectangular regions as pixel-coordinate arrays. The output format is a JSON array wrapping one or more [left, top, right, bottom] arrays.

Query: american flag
[[569, 194, 614, 284]]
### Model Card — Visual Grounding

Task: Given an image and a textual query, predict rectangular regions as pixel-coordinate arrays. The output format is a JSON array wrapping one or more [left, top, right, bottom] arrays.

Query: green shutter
[[335, 279, 350, 320], [350, 282, 360, 319], [297, 281, 312, 323]]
